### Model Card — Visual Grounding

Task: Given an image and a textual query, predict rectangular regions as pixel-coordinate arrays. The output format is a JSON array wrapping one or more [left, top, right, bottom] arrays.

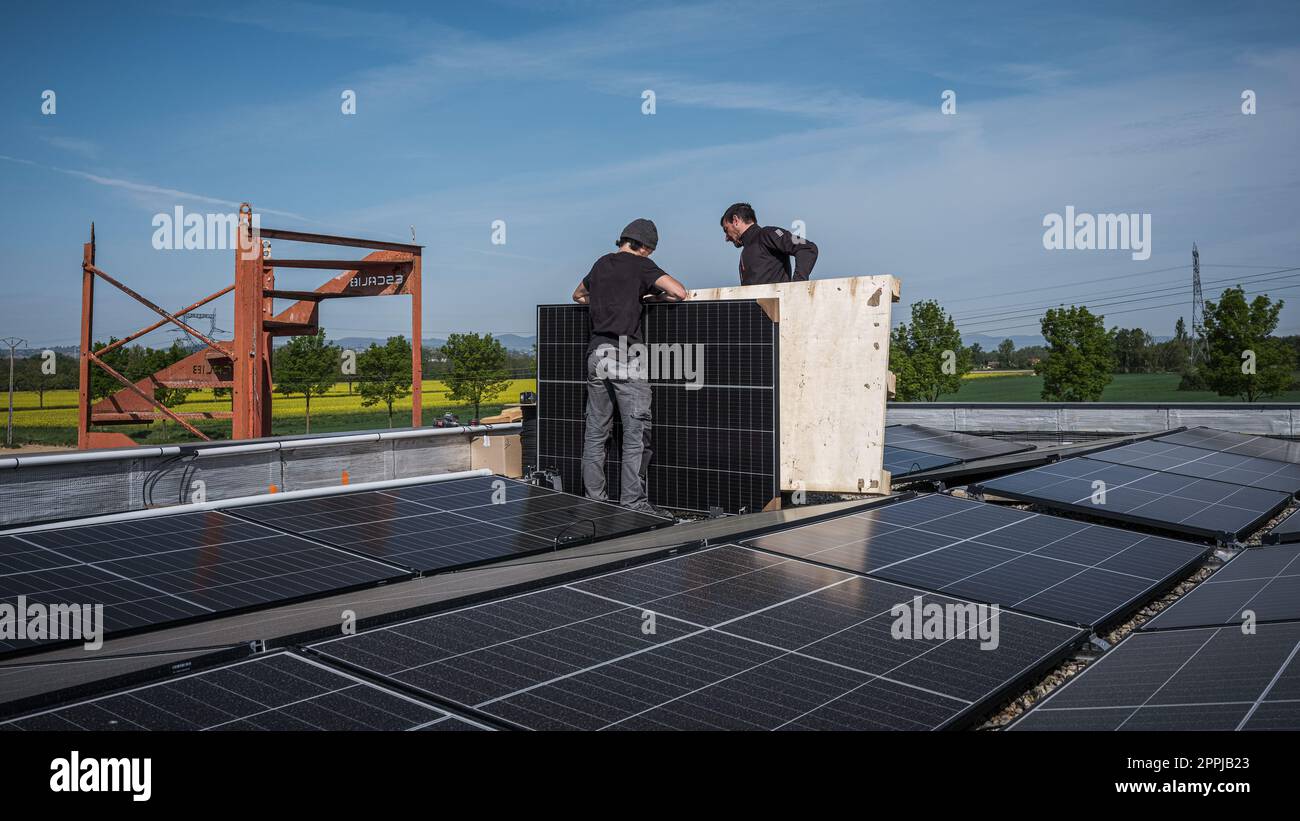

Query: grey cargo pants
[[581, 345, 652, 508]]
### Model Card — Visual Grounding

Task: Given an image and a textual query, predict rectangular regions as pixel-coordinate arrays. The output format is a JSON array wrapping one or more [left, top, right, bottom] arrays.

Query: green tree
[[996, 338, 1016, 369], [888, 300, 971, 401], [147, 341, 196, 409], [357, 336, 413, 428], [441, 332, 510, 420], [1109, 327, 1154, 374], [88, 339, 133, 401], [1200, 287, 1294, 401], [1037, 306, 1114, 401], [14, 352, 77, 408], [275, 330, 339, 433]]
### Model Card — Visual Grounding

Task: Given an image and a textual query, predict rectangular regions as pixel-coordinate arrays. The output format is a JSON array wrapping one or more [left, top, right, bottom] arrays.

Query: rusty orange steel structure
[[78, 204, 424, 449]]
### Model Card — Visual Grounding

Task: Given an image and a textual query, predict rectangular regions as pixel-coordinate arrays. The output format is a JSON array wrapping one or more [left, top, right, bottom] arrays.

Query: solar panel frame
[[225, 475, 671, 574], [972, 457, 1292, 541], [742, 493, 1209, 629], [1086, 439, 1300, 495], [1010, 621, 1300, 731], [1141, 544, 1300, 630], [310, 543, 1086, 731], [0, 651, 491, 731], [0, 511, 409, 658], [536, 301, 780, 514]]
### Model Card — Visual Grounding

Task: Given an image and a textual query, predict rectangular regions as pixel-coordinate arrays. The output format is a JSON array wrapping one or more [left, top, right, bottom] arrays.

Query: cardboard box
[[471, 433, 523, 478]]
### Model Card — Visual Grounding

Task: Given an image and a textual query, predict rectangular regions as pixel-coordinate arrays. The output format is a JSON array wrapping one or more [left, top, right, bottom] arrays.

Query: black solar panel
[[1012, 621, 1300, 731], [1141, 545, 1300, 630], [1, 651, 489, 731], [1087, 440, 1300, 495], [1265, 507, 1300, 544], [883, 445, 961, 476], [311, 545, 1085, 730], [1157, 427, 1300, 464], [886, 425, 1034, 463], [536, 301, 779, 514], [0, 511, 406, 657], [973, 457, 1292, 541], [227, 475, 669, 573], [745, 494, 1206, 628]]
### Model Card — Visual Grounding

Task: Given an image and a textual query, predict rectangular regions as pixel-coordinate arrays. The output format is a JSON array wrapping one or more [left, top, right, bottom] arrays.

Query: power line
[[966, 279, 1300, 336], [954, 266, 1300, 331]]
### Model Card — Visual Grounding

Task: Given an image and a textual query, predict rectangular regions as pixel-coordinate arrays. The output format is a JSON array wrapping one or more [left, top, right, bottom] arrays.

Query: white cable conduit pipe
[[0, 424, 521, 469]]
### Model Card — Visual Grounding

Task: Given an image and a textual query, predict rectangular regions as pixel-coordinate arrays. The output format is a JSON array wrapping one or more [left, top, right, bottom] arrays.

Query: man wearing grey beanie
[[571, 219, 688, 514]]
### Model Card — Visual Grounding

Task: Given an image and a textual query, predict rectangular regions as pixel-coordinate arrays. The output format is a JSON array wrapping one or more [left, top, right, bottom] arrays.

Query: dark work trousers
[[581, 345, 652, 508]]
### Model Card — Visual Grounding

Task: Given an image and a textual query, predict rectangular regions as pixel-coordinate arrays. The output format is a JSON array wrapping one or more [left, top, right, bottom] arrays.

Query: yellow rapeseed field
[[8, 379, 538, 429]]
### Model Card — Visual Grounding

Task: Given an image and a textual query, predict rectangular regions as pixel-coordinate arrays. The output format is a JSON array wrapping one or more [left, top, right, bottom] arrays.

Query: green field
[[4, 379, 537, 448], [937, 371, 1300, 402]]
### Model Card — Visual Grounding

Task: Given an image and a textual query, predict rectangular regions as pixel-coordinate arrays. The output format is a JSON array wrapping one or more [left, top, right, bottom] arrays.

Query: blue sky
[[1, 0, 1297, 349]]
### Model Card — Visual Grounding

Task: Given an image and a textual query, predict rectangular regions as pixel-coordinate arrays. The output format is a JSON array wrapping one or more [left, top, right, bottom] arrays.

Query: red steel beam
[[86, 265, 226, 354], [411, 250, 423, 427], [96, 285, 234, 357], [258, 227, 422, 253], [84, 351, 210, 440], [77, 225, 95, 449]]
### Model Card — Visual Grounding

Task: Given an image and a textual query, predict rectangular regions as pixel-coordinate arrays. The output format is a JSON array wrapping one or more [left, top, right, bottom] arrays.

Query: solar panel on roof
[[1, 651, 489, 731], [1265, 507, 1300, 544], [744, 493, 1206, 628], [227, 475, 669, 573], [882, 445, 961, 476], [972, 457, 1292, 541], [1157, 427, 1300, 464], [1087, 440, 1300, 495], [1011, 621, 1300, 730], [536, 301, 780, 514], [311, 544, 1085, 730], [0, 511, 406, 657], [886, 425, 1034, 463], [1141, 545, 1300, 630]]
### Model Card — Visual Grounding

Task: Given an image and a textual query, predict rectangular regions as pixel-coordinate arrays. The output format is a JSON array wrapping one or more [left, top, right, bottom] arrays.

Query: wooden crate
[[688, 275, 900, 496]]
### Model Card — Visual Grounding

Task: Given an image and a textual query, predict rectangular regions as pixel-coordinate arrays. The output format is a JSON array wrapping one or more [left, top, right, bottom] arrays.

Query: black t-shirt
[[582, 252, 666, 348]]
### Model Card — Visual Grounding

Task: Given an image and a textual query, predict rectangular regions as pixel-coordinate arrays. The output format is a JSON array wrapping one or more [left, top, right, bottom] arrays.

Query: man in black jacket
[[571, 219, 687, 514], [720, 202, 818, 285]]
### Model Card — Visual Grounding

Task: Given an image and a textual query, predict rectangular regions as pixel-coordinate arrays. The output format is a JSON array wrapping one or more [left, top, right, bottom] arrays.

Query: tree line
[[890, 285, 1296, 402]]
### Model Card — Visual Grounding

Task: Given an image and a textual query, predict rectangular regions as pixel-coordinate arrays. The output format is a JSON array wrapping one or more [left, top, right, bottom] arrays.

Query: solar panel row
[[0, 511, 406, 657], [972, 457, 1291, 541], [228, 475, 669, 573], [1088, 439, 1300, 495], [1011, 621, 1300, 731], [886, 425, 1034, 464], [0, 652, 491, 731], [0, 476, 669, 657], [1142, 544, 1300, 630], [310, 544, 1086, 730], [1015, 536, 1300, 730], [1157, 427, 1300, 464], [744, 493, 1206, 629]]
